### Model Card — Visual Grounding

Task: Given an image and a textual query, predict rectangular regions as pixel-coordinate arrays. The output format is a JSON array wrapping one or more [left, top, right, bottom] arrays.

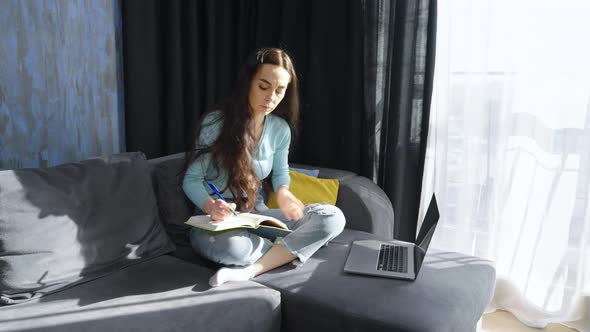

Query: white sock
[[209, 265, 256, 287]]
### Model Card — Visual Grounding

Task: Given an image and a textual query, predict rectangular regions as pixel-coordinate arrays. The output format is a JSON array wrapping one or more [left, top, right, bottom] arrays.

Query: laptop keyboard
[[377, 244, 408, 273]]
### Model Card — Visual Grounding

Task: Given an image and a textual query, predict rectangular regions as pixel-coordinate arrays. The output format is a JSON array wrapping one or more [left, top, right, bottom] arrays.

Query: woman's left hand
[[277, 186, 304, 221]]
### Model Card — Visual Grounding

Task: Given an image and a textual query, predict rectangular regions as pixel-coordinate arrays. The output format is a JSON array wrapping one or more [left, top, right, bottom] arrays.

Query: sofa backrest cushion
[[0, 152, 175, 305], [147, 153, 195, 246]]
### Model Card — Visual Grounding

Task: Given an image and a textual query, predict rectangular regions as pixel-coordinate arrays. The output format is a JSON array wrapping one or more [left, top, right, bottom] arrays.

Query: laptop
[[344, 194, 440, 281]]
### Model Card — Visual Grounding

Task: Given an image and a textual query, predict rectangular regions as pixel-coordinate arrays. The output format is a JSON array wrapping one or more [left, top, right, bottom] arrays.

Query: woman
[[183, 47, 345, 287]]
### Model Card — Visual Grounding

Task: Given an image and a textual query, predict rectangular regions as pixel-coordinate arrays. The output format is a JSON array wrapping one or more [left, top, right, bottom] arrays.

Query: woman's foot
[[209, 265, 256, 287]]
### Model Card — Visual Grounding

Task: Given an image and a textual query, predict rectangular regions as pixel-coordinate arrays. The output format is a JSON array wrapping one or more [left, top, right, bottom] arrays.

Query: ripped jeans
[[189, 203, 346, 266]]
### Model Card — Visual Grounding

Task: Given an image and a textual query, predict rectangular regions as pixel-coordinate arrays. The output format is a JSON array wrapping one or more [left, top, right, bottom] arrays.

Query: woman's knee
[[307, 204, 346, 236], [190, 229, 266, 266]]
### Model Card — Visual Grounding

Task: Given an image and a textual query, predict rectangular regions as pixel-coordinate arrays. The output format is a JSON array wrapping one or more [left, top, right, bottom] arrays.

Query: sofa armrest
[[291, 164, 395, 238]]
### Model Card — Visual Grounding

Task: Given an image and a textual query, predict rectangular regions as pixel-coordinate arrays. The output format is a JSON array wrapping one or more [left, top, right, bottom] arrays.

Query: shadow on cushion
[[0, 152, 175, 305], [149, 155, 195, 246]]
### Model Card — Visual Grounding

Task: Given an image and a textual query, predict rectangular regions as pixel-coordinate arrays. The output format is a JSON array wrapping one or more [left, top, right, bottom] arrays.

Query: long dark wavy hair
[[184, 47, 300, 210]]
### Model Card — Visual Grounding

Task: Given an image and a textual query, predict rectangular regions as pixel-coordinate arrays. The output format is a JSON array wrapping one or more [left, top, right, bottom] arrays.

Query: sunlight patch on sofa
[[125, 243, 142, 260], [0, 286, 274, 331]]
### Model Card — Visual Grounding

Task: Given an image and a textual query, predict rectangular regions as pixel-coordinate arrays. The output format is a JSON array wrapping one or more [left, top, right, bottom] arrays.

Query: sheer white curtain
[[421, 1, 590, 330]]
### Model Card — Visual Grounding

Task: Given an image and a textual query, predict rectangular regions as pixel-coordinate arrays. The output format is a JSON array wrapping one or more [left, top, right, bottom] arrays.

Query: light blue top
[[182, 111, 291, 210]]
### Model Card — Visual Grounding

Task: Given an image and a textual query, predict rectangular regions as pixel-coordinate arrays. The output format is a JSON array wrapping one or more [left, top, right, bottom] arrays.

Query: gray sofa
[[0, 152, 495, 332]]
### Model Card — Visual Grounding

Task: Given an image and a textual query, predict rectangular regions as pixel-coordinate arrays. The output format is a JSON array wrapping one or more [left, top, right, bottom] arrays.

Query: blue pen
[[207, 182, 238, 216]]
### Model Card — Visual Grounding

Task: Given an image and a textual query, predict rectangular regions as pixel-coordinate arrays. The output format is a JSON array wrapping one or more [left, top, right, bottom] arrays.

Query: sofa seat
[[254, 229, 496, 332], [0, 256, 281, 332]]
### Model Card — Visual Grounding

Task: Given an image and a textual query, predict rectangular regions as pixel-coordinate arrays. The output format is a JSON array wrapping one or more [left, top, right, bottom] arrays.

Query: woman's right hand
[[276, 186, 304, 221], [203, 198, 237, 222]]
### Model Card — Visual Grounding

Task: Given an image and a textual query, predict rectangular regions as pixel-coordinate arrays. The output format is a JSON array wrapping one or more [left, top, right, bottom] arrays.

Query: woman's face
[[248, 64, 291, 117]]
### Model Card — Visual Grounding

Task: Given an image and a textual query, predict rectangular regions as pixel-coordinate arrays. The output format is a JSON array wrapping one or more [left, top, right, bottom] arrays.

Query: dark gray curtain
[[362, 0, 436, 240], [121, 0, 436, 240]]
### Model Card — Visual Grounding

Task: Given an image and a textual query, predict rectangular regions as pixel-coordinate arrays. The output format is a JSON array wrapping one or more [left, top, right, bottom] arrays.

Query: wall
[[0, 0, 124, 169]]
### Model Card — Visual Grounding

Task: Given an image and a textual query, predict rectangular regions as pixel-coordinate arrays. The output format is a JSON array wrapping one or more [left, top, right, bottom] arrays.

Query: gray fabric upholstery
[[148, 153, 194, 246], [0, 152, 175, 305], [332, 173, 394, 236], [254, 229, 496, 332], [1, 150, 495, 332], [167, 243, 221, 270], [291, 162, 395, 236], [0, 256, 281, 332]]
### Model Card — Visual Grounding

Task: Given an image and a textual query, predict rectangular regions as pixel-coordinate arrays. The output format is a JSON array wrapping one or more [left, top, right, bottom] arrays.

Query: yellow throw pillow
[[266, 170, 339, 208]]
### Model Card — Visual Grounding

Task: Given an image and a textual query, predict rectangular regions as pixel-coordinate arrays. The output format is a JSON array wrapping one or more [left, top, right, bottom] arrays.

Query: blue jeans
[[189, 203, 346, 266]]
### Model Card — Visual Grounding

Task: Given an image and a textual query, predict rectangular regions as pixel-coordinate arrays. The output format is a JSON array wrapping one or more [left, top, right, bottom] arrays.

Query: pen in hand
[[207, 182, 238, 216]]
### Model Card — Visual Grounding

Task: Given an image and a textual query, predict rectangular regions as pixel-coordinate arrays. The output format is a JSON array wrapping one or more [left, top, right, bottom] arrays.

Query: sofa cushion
[[289, 167, 319, 177], [148, 153, 194, 246], [0, 152, 175, 305], [0, 256, 281, 332], [267, 170, 339, 208], [254, 229, 496, 332]]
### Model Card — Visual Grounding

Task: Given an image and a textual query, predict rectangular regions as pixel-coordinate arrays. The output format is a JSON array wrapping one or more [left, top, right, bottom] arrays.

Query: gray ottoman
[[254, 229, 496, 332]]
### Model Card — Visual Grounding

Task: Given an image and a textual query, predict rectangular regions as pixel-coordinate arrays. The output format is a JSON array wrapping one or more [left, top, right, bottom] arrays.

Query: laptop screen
[[413, 194, 440, 275]]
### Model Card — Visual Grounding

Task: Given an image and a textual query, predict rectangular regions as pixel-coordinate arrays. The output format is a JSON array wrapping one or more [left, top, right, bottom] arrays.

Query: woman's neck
[[250, 114, 266, 147], [252, 113, 265, 129]]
